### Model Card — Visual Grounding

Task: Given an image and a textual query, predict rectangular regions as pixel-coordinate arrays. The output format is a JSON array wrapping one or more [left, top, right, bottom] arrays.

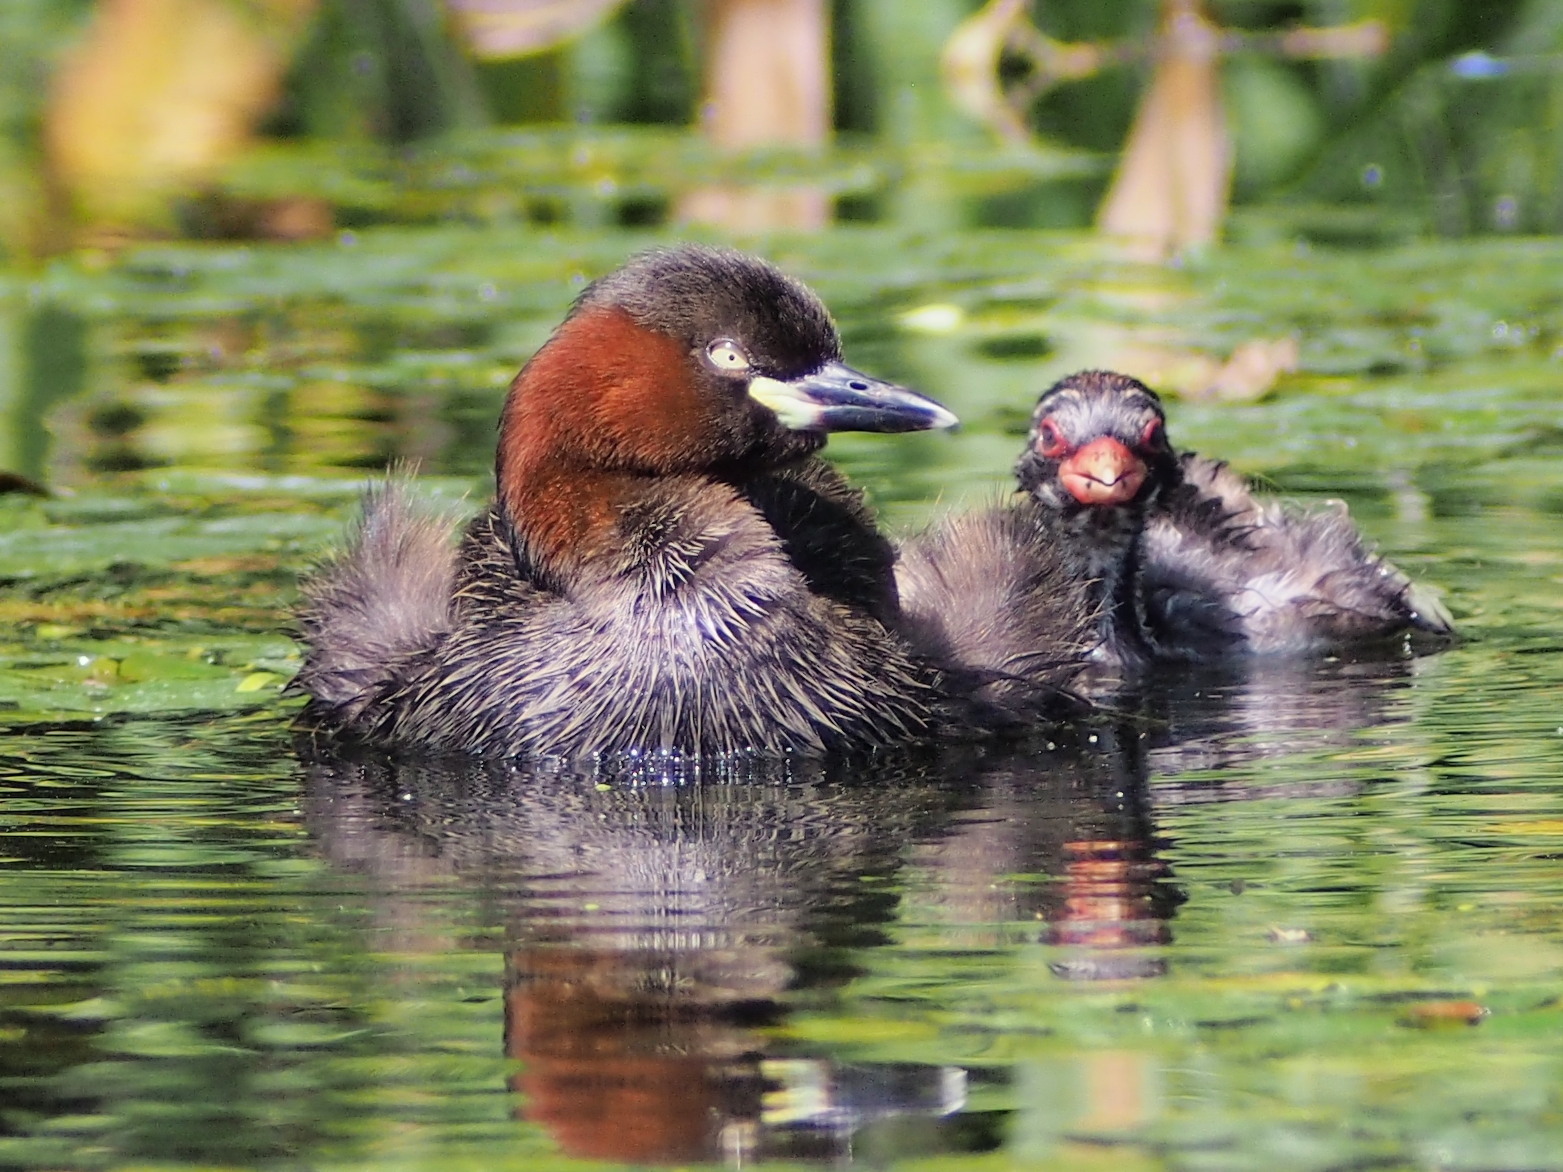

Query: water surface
[[2, 224, 1562, 1171]]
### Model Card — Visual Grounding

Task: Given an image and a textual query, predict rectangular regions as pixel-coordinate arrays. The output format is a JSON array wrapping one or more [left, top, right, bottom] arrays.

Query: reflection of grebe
[[300, 741, 1177, 1163], [505, 947, 770, 1165], [506, 948, 975, 1165]]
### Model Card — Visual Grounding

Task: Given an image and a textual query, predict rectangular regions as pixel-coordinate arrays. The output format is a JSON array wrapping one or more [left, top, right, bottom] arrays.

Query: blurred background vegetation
[[2, 0, 1560, 258], [2, 0, 1562, 494]]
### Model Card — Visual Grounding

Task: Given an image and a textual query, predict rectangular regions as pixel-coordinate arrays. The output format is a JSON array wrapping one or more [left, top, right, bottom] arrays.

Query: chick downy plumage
[[1014, 370, 1454, 664]]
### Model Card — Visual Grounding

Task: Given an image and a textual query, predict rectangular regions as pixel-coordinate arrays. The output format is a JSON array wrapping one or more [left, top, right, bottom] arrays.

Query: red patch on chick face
[[1057, 436, 1148, 507]]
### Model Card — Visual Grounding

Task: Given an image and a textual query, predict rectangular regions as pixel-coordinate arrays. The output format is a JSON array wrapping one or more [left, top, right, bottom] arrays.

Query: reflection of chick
[[905, 728, 1178, 983], [1144, 655, 1425, 788]]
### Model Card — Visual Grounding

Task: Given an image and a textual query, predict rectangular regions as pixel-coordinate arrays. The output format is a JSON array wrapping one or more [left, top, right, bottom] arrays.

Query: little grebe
[[1013, 370, 1454, 665], [294, 245, 971, 757]]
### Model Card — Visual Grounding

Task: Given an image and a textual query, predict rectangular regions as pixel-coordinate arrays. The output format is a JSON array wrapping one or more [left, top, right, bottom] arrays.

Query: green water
[[3, 218, 1563, 1171]]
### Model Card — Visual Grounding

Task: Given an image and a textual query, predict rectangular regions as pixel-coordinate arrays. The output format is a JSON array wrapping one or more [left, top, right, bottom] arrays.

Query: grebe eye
[[706, 339, 751, 373], [1141, 418, 1164, 449], [1036, 418, 1068, 459]]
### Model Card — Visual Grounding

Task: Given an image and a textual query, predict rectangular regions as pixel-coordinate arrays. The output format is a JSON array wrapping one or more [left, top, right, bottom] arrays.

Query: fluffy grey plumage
[[298, 462, 943, 757], [293, 481, 457, 714], [896, 499, 1096, 705], [1144, 453, 1455, 657]]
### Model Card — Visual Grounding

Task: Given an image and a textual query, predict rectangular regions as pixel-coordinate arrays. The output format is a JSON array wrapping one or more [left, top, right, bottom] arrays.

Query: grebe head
[[496, 245, 956, 566]]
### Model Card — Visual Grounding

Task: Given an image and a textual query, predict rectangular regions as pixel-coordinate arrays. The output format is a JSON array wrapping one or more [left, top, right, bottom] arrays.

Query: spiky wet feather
[[293, 482, 458, 715], [1014, 370, 1453, 665], [1144, 453, 1454, 655]]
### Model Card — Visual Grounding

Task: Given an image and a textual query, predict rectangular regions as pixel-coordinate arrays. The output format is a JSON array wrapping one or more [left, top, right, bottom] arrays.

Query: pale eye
[[706, 339, 751, 373]]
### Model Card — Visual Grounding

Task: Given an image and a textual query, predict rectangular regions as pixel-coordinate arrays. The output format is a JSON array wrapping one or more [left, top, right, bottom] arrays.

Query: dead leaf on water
[[1400, 1000, 1489, 1028]]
